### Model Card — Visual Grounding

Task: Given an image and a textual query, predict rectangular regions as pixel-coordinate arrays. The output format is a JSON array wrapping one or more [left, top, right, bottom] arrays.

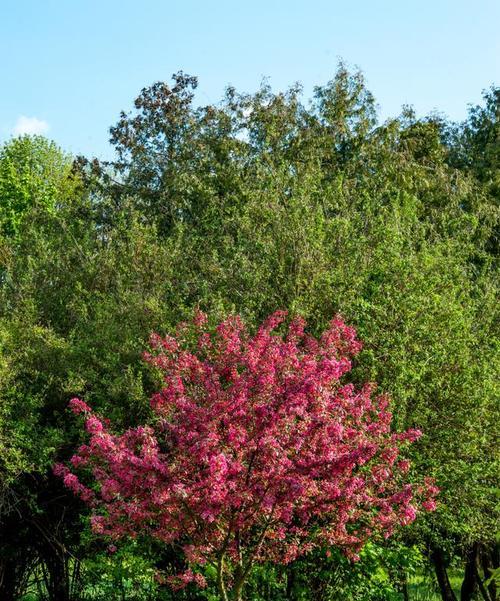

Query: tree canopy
[[0, 66, 498, 601]]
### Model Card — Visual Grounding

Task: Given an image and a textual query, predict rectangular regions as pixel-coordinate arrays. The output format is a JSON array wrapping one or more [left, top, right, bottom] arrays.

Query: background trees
[[0, 135, 77, 240], [0, 66, 498, 600]]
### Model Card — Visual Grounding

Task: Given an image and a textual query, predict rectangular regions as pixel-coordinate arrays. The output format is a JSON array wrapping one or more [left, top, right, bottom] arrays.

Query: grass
[[407, 570, 462, 601]]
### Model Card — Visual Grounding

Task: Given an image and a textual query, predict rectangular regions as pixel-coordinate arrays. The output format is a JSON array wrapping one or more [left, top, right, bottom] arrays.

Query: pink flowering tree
[[56, 311, 437, 601]]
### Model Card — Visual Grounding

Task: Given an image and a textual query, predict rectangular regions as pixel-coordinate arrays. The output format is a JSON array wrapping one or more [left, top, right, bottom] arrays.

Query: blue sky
[[1, 0, 498, 159]]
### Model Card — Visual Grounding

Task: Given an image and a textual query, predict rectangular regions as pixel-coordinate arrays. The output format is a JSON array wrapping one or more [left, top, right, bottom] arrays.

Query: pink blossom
[[69, 398, 91, 414], [422, 499, 437, 512], [90, 515, 105, 534], [401, 504, 417, 525], [57, 311, 438, 596], [85, 416, 104, 434]]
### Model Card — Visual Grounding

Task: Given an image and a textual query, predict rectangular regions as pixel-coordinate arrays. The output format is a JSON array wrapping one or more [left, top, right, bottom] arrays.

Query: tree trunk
[[0, 556, 23, 601], [0, 515, 34, 601], [431, 547, 458, 601], [216, 554, 230, 601], [286, 561, 297, 600], [40, 543, 71, 601], [480, 545, 497, 601], [461, 543, 479, 601], [476, 574, 493, 601]]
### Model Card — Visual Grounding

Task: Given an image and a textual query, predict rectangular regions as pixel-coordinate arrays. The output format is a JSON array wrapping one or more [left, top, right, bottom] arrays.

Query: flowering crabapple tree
[[56, 311, 437, 601]]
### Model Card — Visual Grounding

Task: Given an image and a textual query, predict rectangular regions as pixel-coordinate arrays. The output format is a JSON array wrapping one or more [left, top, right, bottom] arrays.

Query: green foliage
[[79, 547, 157, 600], [0, 65, 498, 599], [94, 66, 498, 552], [0, 135, 77, 240]]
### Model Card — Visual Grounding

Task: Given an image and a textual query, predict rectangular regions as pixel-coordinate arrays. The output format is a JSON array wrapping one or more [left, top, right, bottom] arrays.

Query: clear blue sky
[[1, 0, 498, 159]]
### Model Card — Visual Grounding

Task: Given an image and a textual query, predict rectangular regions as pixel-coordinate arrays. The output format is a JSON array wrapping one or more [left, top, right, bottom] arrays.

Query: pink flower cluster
[[56, 311, 437, 589]]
